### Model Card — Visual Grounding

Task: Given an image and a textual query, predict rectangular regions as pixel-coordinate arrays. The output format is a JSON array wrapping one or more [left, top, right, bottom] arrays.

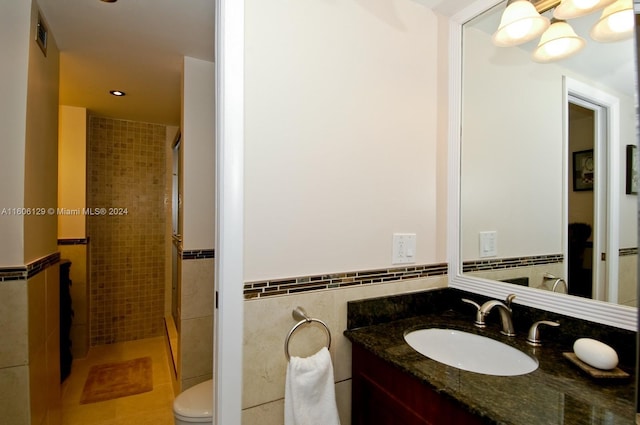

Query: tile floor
[[61, 336, 175, 425]]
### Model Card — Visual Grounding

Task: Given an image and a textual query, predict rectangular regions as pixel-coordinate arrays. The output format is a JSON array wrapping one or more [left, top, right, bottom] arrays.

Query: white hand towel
[[284, 347, 341, 425]]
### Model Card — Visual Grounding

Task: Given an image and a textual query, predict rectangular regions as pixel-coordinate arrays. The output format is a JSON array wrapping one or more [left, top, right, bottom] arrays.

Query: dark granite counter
[[345, 288, 636, 425]]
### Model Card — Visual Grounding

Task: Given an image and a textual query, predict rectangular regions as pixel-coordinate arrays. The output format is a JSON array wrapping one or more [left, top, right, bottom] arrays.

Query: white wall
[[244, 0, 443, 281], [461, 26, 637, 261], [0, 1, 31, 266], [181, 56, 215, 250], [617, 93, 637, 249], [462, 27, 564, 260]]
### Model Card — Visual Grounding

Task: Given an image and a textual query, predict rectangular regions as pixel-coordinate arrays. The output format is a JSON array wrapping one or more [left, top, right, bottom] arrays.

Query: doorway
[[567, 100, 597, 298], [565, 77, 621, 303]]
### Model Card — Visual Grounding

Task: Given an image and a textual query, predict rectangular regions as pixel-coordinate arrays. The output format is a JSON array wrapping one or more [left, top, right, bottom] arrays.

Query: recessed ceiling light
[[100, 0, 118, 3], [109, 90, 126, 96]]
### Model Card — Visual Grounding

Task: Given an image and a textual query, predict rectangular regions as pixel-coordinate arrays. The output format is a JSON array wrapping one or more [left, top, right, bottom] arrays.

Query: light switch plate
[[392, 233, 416, 264], [479, 231, 497, 258]]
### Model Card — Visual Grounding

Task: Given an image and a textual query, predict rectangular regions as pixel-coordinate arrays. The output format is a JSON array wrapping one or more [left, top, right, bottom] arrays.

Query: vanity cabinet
[[351, 344, 485, 425]]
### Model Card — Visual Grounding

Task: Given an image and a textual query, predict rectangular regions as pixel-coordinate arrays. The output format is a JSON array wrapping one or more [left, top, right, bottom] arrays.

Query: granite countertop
[[345, 293, 636, 425]]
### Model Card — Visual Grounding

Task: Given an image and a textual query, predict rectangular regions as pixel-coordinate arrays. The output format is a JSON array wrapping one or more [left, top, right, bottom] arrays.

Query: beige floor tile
[[62, 337, 175, 425], [62, 400, 118, 425], [115, 383, 174, 417]]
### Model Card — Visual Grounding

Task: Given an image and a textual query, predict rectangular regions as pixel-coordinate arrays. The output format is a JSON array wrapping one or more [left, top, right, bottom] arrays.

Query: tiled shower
[[87, 116, 167, 345]]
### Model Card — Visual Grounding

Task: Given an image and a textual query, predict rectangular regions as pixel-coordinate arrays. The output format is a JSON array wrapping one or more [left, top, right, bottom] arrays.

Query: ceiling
[[37, 0, 215, 126], [35, 0, 478, 128], [35, 0, 635, 127]]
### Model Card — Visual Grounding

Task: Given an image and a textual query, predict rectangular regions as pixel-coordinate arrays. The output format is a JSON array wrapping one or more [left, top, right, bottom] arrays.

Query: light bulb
[[607, 9, 634, 33], [532, 20, 585, 62], [554, 0, 617, 19], [505, 19, 534, 39], [493, 0, 550, 47], [573, 0, 600, 9], [542, 38, 572, 56], [591, 0, 634, 42]]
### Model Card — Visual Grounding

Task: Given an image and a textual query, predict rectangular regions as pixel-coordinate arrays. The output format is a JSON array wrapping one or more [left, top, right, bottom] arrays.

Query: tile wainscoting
[[241, 264, 448, 425], [175, 248, 215, 393], [0, 252, 62, 425]]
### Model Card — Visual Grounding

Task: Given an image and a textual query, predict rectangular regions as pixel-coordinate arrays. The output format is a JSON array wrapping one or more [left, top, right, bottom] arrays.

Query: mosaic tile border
[[58, 238, 90, 245], [462, 254, 563, 273], [0, 252, 61, 282], [181, 249, 215, 260], [620, 247, 638, 256], [244, 263, 448, 299]]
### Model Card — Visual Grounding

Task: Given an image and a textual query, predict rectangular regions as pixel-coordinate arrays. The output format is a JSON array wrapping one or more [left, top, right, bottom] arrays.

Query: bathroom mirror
[[448, 0, 638, 331]]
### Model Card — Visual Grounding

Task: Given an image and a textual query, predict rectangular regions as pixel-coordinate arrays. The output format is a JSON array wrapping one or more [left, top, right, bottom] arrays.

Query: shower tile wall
[[88, 116, 166, 345]]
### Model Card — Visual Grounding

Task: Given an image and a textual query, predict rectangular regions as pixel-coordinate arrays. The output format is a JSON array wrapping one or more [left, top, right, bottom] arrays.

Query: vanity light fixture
[[493, 0, 634, 62], [492, 0, 550, 46], [109, 90, 126, 96], [532, 19, 586, 62], [590, 0, 634, 42], [554, 0, 616, 19]]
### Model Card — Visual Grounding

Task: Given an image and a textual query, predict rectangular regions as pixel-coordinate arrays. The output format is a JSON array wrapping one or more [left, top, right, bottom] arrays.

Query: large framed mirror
[[448, 0, 638, 331]]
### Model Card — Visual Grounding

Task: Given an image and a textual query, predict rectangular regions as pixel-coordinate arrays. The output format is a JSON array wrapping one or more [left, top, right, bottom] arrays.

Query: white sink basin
[[404, 328, 538, 376]]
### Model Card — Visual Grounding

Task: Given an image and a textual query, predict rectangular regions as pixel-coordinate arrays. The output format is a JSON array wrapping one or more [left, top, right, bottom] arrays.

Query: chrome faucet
[[551, 278, 568, 293], [462, 294, 516, 337], [543, 273, 568, 293], [526, 320, 560, 346]]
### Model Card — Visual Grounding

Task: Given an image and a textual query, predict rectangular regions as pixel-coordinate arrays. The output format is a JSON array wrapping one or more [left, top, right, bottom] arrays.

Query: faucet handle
[[526, 320, 560, 346], [504, 293, 516, 309], [461, 298, 481, 311]]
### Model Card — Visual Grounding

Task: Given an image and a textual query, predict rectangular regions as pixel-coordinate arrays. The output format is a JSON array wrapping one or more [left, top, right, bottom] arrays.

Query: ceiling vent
[[36, 12, 48, 56]]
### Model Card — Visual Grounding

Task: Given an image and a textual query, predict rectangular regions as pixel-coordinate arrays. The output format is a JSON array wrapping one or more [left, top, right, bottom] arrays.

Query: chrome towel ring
[[284, 306, 332, 361]]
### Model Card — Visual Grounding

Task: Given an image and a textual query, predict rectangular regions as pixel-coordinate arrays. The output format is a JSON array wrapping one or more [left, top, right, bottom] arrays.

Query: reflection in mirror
[[459, 1, 637, 310]]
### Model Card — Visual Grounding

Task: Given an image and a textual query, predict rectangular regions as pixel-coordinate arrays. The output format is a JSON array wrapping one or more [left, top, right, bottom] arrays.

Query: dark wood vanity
[[352, 343, 485, 425]]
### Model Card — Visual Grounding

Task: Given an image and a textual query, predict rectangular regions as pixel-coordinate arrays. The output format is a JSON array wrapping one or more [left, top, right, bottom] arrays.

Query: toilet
[[173, 379, 214, 424]]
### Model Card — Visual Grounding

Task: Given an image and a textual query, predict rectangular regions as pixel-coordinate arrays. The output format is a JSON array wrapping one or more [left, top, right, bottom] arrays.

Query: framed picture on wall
[[573, 149, 594, 191], [626, 144, 638, 195]]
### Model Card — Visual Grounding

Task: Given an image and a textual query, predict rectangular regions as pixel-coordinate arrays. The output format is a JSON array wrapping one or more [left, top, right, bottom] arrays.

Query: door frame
[[214, 0, 244, 423]]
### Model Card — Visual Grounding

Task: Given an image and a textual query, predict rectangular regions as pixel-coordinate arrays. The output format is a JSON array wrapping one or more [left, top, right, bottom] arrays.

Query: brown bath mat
[[80, 357, 153, 404]]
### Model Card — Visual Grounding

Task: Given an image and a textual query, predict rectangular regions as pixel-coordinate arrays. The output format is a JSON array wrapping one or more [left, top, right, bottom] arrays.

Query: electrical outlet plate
[[392, 233, 416, 264]]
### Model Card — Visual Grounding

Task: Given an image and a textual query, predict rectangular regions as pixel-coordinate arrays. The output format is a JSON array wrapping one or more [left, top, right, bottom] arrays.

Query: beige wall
[[57, 106, 90, 359], [244, 0, 444, 282], [0, 1, 31, 266], [0, 1, 61, 424], [241, 277, 447, 424], [0, 280, 30, 425], [619, 254, 637, 307], [24, 1, 59, 265], [242, 1, 450, 423], [0, 264, 61, 425], [0, 0, 31, 267], [175, 57, 216, 392], [58, 106, 87, 238], [177, 258, 214, 391], [28, 265, 61, 425]]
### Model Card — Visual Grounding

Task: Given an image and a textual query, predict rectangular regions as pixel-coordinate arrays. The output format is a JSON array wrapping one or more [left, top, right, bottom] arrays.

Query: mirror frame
[[447, 0, 637, 331]]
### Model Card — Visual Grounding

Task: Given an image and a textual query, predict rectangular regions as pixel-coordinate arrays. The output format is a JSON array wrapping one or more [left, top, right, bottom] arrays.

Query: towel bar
[[285, 306, 332, 360]]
